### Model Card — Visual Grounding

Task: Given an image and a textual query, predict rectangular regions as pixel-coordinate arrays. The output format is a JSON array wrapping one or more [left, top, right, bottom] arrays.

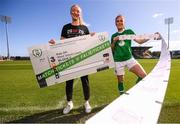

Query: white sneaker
[[84, 101, 91, 113], [63, 101, 73, 114]]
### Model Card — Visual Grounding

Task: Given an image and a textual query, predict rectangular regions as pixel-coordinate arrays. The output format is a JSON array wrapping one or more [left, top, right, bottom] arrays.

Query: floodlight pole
[[165, 17, 173, 49], [167, 22, 170, 49], [5, 18, 10, 60], [0, 15, 11, 60]]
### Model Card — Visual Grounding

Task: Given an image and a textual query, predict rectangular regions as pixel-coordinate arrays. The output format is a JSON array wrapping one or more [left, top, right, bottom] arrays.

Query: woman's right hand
[[113, 36, 119, 43], [49, 39, 56, 44]]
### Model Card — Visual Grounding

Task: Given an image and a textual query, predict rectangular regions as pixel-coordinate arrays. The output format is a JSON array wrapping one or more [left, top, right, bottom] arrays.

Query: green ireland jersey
[[111, 29, 135, 62]]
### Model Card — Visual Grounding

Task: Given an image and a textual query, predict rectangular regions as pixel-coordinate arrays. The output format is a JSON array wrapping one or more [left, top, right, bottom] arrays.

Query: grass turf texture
[[0, 59, 180, 123]]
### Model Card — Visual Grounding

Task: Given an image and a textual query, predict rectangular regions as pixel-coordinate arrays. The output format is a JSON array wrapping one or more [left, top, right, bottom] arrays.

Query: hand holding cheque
[[28, 32, 114, 88]]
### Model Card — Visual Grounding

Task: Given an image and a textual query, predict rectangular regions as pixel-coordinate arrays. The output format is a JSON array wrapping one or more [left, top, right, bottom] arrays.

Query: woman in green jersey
[[111, 15, 161, 94]]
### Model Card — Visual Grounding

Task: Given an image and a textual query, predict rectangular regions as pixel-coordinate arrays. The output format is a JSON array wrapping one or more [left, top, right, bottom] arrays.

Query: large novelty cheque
[[28, 32, 114, 88]]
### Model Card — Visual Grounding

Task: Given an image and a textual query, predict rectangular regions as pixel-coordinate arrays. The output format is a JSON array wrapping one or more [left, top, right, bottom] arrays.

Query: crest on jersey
[[118, 40, 125, 46]]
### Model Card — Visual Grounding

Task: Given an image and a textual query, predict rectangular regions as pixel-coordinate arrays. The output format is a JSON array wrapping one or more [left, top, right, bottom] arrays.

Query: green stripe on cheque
[[41, 41, 110, 79]]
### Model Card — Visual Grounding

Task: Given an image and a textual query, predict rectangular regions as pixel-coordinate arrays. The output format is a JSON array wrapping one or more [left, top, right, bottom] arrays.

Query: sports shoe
[[84, 101, 91, 113], [119, 90, 124, 95], [63, 101, 73, 114]]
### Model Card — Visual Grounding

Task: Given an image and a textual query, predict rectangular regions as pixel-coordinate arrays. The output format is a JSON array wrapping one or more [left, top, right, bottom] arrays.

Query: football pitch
[[0, 59, 180, 123]]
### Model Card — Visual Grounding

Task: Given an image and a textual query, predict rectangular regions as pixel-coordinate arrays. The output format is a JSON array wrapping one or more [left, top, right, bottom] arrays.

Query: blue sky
[[0, 0, 180, 56]]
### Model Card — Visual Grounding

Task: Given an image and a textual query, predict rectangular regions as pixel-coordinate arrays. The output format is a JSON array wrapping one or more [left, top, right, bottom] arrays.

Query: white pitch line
[[0, 106, 55, 111]]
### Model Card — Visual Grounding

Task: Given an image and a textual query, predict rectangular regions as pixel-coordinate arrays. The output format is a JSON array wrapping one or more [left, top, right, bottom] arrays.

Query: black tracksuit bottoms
[[66, 75, 90, 101]]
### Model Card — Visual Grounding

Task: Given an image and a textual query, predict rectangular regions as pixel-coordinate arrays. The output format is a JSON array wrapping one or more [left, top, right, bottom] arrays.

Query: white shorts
[[114, 58, 138, 76]]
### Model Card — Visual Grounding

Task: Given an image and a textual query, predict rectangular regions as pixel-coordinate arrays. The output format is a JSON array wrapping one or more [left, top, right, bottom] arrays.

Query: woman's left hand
[[90, 32, 95, 36], [155, 32, 162, 40]]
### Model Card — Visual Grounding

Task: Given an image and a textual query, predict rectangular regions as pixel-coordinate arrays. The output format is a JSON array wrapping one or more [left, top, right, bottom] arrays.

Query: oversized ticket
[[28, 32, 114, 88], [118, 34, 160, 40], [86, 35, 170, 124]]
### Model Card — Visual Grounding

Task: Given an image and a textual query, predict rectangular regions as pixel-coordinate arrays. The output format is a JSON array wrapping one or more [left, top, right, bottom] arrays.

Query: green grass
[[0, 59, 180, 123]]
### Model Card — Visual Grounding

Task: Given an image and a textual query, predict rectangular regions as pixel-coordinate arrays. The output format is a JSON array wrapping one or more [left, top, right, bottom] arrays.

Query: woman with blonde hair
[[111, 15, 161, 94], [49, 4, 92, 114]]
